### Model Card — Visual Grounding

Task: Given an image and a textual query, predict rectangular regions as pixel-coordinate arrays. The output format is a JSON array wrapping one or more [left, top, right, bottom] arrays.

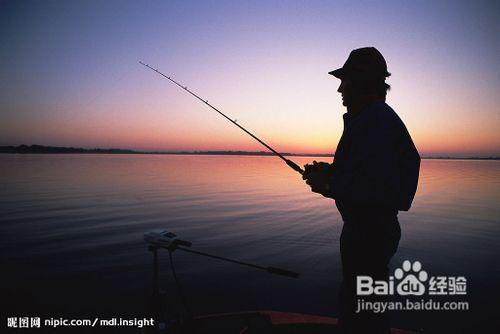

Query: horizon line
[[0, 144, 499, 160]]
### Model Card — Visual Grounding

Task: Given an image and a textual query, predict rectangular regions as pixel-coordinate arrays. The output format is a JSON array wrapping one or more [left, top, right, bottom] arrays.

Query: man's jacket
[[330, 101, 420, 217]]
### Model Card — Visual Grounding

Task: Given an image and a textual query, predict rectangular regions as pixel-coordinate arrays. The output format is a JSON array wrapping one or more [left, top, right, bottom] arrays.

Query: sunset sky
[[1, 0, 499, 157]]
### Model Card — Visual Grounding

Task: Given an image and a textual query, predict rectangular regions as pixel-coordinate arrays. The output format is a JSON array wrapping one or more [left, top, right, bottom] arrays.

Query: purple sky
[[1, 0, 499, 156]]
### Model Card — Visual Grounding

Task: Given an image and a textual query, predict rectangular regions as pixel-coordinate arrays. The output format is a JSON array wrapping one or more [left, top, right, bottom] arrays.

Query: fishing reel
[[302, 161, 334, 197], [302, 161, 332, 180]]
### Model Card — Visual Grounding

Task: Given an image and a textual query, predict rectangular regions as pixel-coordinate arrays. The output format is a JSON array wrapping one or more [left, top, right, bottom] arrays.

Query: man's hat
[[329, 47, 390, 79]]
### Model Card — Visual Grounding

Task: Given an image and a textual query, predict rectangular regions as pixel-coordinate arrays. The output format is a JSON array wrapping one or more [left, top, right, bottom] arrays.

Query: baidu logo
[[394, 260, 428, 296], [356, 260, 466, 296]]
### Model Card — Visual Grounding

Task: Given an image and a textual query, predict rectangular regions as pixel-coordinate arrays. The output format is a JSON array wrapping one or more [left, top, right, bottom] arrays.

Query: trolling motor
[[144, 230, 300, 332]]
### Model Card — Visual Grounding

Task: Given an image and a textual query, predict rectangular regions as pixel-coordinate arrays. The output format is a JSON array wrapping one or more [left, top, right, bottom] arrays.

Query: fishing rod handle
[[267, 266, 300, 279], [285, 159, 304, 175]]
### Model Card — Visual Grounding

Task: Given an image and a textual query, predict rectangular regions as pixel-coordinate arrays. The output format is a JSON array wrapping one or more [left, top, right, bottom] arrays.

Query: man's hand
[[303, 161, 333, 197]]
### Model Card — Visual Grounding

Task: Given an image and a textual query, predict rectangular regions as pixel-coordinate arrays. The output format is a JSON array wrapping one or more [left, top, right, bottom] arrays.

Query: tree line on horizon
[[0, 144, 497, 160]]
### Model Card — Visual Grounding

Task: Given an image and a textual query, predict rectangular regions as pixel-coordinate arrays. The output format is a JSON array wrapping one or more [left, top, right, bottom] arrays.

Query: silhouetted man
[[303, 47, 420, 333]]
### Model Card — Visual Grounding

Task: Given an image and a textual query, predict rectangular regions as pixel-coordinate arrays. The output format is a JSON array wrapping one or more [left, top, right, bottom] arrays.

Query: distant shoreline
[[0, 145, 498, 160], [0, 144, 332, 157]]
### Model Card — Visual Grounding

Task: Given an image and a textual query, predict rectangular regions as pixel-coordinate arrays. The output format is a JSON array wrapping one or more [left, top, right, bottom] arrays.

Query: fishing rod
[[144, 230, 300, 279], [139, 61, 304, 175]]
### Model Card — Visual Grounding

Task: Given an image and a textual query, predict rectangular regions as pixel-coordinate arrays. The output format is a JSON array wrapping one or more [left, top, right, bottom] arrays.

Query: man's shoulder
[[369, 102, 408, 130], [370, 102, 398, 119], [352, 102, 412, 144], [357, 102, 398, 127]]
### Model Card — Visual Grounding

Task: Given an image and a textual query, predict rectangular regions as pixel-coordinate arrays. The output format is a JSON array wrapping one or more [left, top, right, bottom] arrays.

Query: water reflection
[[1, 155, 499, 332]]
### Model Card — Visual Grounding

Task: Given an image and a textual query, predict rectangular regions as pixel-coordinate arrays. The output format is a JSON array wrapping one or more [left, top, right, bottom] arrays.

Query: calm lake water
[[1, 154, 499, 333]]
